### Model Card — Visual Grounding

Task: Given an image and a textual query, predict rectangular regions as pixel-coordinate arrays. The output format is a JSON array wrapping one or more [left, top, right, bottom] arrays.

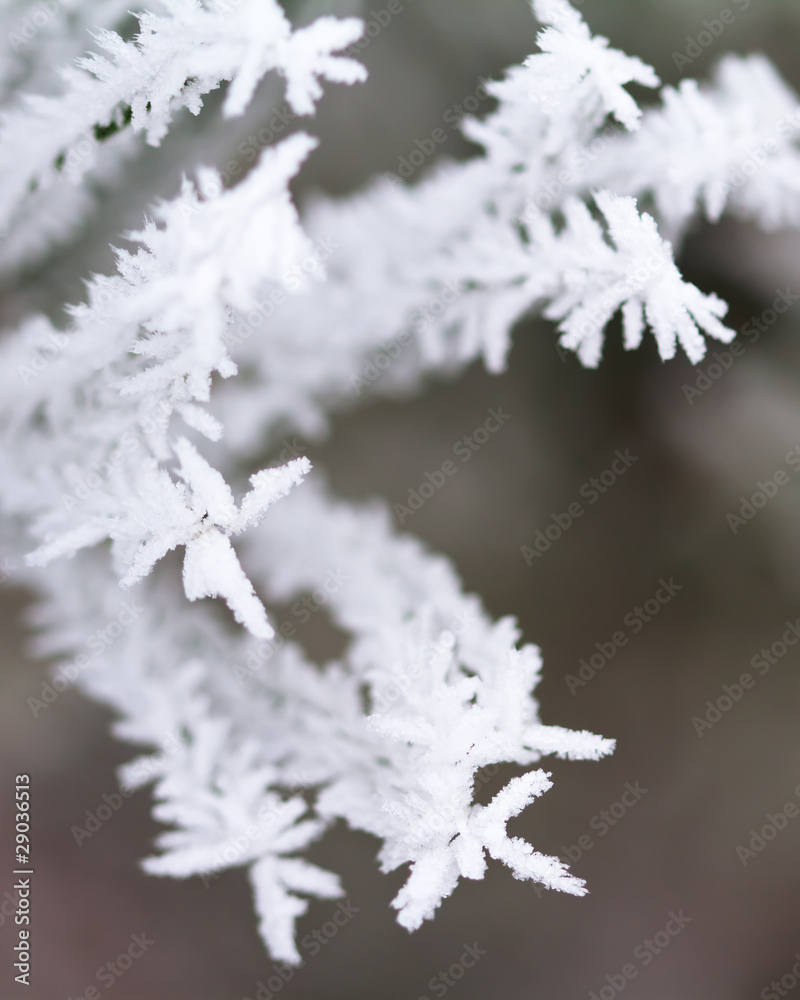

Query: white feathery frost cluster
[[1, 0, 799, 962]]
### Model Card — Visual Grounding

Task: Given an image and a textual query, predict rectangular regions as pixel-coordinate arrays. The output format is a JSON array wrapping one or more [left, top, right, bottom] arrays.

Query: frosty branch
[[2, 0, 799, 964]]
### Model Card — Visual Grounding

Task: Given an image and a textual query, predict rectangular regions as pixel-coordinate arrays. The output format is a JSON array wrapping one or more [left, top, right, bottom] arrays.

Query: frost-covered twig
[[0, 0, 364, 269], [2, 0, 797, 964]]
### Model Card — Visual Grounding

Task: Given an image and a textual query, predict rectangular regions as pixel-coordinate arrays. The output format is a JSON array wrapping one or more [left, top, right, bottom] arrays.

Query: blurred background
[[3, 0, 800, 997]]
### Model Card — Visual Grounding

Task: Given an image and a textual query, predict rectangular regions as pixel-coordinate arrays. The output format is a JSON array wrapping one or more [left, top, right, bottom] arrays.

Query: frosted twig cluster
[[2, 0, 799, 961]]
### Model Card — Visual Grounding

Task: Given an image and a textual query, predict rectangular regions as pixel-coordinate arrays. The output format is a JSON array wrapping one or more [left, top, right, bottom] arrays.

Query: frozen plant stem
[[2, 0, 799, 962]]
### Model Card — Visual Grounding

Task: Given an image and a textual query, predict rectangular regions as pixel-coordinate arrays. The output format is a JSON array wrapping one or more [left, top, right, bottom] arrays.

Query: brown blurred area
[[3, 1, 800, 997]]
